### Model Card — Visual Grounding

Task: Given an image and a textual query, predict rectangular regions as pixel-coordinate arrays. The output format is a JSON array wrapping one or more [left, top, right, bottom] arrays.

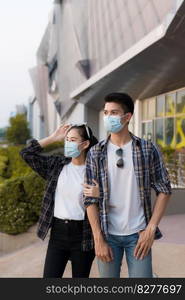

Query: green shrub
[[0, 149, 8, 183], [0, 173, 45, 234], [0, 155, 8, 177], [0, 142, 63, 235], [6, 145, 32, 178], [0, 148, 7, 156], [23, 172, 45, 217], [0, 146, 32, 180]]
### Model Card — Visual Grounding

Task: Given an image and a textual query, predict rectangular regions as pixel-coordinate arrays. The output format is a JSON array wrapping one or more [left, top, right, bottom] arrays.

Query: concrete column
[[99, 110, 107, 141], [84, 106, 99, 139], [133, 99, 142, 138]]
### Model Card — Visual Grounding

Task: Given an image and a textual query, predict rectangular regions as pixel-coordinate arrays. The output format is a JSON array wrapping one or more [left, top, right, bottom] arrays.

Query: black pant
[[43, 217, 95, 278]]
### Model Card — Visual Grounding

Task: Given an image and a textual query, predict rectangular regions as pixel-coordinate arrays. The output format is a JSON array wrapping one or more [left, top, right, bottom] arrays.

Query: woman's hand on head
[[50, 124, 72, 142], [83, 179, 100, 198]]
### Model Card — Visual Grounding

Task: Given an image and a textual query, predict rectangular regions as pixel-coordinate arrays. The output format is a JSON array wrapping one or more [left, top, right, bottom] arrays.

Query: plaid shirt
[[84, 132, 172, 240], [20, 139, 94, 251]]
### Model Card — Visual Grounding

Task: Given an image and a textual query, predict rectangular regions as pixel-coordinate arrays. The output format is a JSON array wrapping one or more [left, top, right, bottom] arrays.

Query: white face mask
[[103, 113, 128, 133], [64, 140, 85, 158]]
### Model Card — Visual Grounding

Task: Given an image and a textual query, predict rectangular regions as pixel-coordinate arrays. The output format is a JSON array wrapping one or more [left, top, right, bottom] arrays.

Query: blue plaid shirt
[[84, 132, 172, 240]]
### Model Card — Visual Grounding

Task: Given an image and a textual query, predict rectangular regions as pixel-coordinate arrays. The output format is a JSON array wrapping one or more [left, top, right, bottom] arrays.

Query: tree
[[0, 127, 6, 141], [5, 114, 31, 145]]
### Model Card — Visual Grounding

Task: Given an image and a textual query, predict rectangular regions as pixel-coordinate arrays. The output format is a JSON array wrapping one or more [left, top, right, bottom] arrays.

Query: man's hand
[[134, 225, 156, 260], [95, 235, 114, 262]]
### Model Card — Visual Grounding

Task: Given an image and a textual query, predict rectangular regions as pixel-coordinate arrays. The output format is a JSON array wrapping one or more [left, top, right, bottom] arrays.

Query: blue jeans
[[97, 232, 153, 278]]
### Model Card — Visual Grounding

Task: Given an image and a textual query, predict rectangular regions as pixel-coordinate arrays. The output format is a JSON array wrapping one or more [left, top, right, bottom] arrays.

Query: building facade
[[30, 0, 185, 152]]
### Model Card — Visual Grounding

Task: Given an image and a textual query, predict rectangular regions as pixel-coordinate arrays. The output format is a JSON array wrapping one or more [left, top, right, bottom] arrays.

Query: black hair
[[67, 125, 98, 154], [104, 92, 134, 114]]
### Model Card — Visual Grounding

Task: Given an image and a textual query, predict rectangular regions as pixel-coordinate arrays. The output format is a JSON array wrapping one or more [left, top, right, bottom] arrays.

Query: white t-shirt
[[54, 162, 85, 220], [107, 140, 146, 235]]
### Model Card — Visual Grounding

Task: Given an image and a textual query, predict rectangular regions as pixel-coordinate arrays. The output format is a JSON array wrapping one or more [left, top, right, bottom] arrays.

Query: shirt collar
[[100, 131, 141, 151]]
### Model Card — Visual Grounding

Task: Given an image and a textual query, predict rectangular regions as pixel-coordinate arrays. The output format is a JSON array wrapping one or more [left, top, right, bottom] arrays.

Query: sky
[[0, 0, 53, 128]]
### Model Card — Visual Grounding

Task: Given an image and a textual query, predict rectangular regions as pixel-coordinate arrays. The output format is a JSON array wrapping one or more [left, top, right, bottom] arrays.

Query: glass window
[[142, 98, 155, 120], [176, 117, 185, 148], [142, 89, 185, 150], [155, 119, 164, 147], [142, 121, 153, 141], [156, 95, 165, 117], [182, 119, 185, 135], [142, 123, 147, 139], [147, 121, 153, 141], [142, 100, 148, 120], [148, 98, 155, 119], [165, 93, 175, 116], [165, 118, 174, 146], [177, 90, 185, 114]]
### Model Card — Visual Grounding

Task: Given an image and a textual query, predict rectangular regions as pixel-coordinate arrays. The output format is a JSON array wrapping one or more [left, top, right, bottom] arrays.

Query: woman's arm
[[83, 179, 100, 198], [38, 124, 71, 147], [20, 124, 71, 180]]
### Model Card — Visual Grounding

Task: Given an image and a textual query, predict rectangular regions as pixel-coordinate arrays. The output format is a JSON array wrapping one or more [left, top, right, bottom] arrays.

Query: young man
[[83, 92, 172, 278]]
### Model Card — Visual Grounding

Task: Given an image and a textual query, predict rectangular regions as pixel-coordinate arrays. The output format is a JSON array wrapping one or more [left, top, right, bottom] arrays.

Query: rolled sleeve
[[150, 143, 172, 195], [19, 139, 56, 180], [84, 197, 99, 208], [84, 149, 100, 208]]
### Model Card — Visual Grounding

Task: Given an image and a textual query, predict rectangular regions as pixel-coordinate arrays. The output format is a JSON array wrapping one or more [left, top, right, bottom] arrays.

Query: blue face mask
[[64, 141, 83, 158], [103, 114, 128, 133]]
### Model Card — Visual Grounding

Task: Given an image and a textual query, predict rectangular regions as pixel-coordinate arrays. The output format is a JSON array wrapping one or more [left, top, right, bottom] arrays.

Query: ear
[[83, 140, 90, 150], [126, 112, 132, 122]]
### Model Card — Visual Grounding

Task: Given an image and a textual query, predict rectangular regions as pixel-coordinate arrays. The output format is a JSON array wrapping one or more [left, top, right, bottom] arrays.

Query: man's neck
[[110, 128, 132, 147]]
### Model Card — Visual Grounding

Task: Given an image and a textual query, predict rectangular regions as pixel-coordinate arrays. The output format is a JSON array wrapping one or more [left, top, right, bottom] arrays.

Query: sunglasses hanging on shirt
[[116, 148, 124, 168]]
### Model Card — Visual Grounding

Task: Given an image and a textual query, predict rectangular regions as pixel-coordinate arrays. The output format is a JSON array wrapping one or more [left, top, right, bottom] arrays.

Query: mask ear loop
[[120, 113, 130, 126], [120, 113, 128, 119]]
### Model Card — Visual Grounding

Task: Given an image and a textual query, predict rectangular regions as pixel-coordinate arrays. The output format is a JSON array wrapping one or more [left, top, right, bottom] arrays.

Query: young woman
[[20, 123, 99, 278]]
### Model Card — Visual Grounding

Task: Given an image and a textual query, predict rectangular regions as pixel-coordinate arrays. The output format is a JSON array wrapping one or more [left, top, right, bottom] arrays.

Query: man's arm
[[134, 192, 170, 260], [84, 150, 113, 262], [147, 192, 170, 231], [86, 204, 113, 262], [134, 143, 172, 260]]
